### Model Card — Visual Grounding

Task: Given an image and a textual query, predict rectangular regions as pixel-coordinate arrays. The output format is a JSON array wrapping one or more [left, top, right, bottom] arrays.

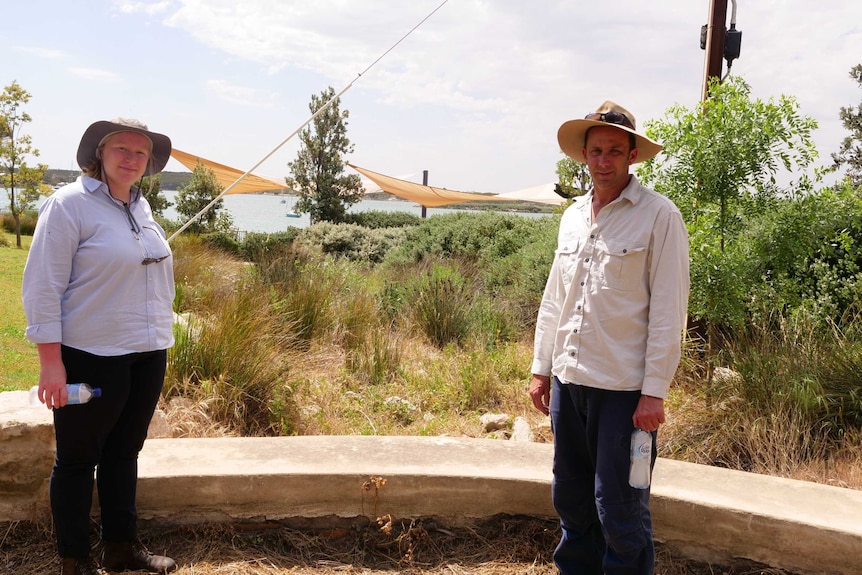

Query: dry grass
[[1, 516, 799, 575], [661, 369, 862, 490]]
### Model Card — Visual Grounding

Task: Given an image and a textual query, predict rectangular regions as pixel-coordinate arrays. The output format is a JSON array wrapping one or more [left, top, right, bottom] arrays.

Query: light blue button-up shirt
[[23, 176, 175, 356]]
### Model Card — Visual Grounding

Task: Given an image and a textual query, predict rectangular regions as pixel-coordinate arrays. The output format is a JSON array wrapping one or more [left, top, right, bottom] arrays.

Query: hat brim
[[557, 119, 662, 164], [77, 120, 172, 177]]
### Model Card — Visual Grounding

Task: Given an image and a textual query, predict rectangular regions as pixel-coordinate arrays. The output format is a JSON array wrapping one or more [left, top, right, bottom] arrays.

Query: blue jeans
[[550, 377, 656, 575], [51, 346, 166, 558]]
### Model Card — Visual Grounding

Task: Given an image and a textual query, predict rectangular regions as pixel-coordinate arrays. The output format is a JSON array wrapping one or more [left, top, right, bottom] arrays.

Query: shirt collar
[[618, 174, 643, 206], [81, 175, 141, 205], [584, 174, 643, 208]]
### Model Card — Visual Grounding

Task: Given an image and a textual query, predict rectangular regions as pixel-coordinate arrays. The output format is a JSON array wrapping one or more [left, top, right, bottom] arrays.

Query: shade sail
[[170, 148, 287, 194], [495, 182, 567, 206], [348, 164, 512, 208]]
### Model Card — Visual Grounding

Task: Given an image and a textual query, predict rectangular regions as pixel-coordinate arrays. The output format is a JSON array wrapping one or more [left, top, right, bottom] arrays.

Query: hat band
[[584, 111, 635, 130]]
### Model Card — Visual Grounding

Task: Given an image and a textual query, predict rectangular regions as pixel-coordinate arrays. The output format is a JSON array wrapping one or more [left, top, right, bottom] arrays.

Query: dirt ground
[[2, 516, 798, 575]]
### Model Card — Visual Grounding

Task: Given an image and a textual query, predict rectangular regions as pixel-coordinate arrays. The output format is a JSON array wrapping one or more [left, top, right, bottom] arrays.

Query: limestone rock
[[0, 390, 55, 521], [147, 409, 172, 439], [510, 416, 534, 442], [480, 413, 511, 432]]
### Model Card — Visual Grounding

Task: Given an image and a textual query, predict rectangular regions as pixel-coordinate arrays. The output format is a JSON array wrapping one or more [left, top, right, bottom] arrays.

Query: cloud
[[15, 46, 69, 60], [113, 0, 173, 16], [205, 79, 276, 108], [68, 68, 121, 82]]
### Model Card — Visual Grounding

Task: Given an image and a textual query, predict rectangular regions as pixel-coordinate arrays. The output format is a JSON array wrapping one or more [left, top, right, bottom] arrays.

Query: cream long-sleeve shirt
[[531, 175, 690, 399]]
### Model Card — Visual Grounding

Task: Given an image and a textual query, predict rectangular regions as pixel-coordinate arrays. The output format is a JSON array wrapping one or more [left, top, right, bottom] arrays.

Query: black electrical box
[[724, 27, 742, 62]]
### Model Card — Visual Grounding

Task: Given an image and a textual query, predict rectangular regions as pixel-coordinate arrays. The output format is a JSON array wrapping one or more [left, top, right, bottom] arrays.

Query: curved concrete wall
[[2, 390, 862, 575]]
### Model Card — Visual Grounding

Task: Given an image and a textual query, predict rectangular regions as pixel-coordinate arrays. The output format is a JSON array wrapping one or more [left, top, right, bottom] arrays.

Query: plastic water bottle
[[629, 428, 653, 489], [29, 384, 102, 407]]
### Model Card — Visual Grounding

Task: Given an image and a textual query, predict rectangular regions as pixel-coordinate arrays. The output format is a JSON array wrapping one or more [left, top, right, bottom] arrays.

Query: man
[[529, 101, 690, 575]]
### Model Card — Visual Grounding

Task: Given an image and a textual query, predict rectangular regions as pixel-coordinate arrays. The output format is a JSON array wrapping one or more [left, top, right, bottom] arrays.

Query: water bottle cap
[[93, 388, 102, 398]]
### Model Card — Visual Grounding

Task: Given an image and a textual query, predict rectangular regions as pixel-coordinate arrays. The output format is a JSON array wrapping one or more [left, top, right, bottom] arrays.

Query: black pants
[[51, 346, 166, 558]]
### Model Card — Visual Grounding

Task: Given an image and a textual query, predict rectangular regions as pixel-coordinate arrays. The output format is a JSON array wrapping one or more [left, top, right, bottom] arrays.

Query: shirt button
[[573, 328, 578, 333], [569, 351, 576, 357], [584, 258, 590, 262], [580, 282, 585, 286], [577, 305, 582, 310]]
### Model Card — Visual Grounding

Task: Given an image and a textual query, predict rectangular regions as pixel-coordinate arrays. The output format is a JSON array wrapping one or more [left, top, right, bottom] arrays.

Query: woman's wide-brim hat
[[557, 101, 662, 164], [77, 118, 172, 176]]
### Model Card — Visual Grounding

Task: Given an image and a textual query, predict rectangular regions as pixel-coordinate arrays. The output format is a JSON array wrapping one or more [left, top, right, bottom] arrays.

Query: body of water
[[2, 188, 549, 234], [160, 191, 550, 233]]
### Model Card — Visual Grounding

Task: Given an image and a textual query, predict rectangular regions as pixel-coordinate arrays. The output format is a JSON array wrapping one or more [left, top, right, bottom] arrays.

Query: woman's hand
[[36, 343, 67, 409]]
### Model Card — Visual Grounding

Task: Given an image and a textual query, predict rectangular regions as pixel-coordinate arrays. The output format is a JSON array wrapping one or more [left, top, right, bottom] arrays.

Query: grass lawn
[[0, 232, 38, 391]]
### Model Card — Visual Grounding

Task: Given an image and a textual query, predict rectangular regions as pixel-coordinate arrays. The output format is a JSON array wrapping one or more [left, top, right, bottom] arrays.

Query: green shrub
[[202, 231, 242, 256], [241, 230, 301, 263], [296, 221, 406, 263], [346, 210, 422, 229], [2, 211, 38, 235], [385, 212, 554, 264], [468, 293, 518, 349]]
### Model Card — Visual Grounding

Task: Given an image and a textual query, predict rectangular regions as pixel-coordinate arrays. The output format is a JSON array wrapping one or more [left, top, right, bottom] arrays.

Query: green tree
[[287, 86, 362, 224], [14, 163, 51, 211], [832, 64, 862, 186], [639, 76, 818, 335], [175, 162, 232, 233], [140, 174, 170, 216], [0, 81, 49, 247], [555, 156, 591, 198]]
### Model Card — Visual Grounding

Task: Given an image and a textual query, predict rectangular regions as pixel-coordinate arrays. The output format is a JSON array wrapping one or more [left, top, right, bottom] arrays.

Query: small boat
[[286, 212, 301, 218]]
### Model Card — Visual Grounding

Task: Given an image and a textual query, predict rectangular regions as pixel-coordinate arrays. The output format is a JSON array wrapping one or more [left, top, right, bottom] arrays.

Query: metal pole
[[421, 170, 428, 218], [701, 0, 728, 101]]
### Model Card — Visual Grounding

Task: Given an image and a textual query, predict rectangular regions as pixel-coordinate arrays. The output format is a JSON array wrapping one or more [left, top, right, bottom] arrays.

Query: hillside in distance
[[44, 169, 194, 190]]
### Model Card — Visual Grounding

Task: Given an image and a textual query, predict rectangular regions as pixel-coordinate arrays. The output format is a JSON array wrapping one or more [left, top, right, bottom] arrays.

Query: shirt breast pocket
[[600, 240, 647, 292], [556, 240, 581, 286]]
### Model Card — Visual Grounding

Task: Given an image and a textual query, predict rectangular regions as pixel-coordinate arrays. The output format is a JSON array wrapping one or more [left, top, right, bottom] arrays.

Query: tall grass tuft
[[407, 261, 474, 348], [664, 311, 862, 476], [263, 251, 343, 347], [167, 240, 299, 435], [167, 281, 297, 435], [346, 330, 405, 387]]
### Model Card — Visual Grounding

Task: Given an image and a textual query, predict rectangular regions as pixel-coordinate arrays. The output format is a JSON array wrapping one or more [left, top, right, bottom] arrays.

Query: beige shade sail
[[494, 182, 567, 206], [170, 148, 288, 195], [348, 163, 513, 208]]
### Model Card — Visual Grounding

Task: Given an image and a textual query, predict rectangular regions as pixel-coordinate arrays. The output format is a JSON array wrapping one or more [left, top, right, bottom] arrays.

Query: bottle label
[[629, 429, 652, 489]]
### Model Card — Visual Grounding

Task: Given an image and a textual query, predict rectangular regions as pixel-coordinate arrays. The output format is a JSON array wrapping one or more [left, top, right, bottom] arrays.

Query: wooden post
[[702, 0, 728, 101]]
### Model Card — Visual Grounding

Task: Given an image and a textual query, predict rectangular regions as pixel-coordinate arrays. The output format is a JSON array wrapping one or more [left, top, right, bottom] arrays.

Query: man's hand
[[633, 395, 665, 432], [529, 374, 551, 416]]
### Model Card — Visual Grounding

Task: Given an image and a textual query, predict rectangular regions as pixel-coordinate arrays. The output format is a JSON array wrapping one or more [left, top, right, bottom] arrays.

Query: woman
[[23, 118, 178, 575]]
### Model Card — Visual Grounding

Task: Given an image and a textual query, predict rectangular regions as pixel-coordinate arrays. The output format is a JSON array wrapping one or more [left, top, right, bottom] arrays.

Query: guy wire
[[168, 0, 450, 243]]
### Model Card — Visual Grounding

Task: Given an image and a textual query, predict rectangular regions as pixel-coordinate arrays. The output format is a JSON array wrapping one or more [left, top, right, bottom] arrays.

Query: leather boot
[[60, 556, 102, 575], [101, 541, 177, 573]]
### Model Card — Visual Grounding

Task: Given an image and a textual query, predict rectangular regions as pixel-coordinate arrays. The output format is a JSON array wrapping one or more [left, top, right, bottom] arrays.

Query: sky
[[2, 0, 861, 194]]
